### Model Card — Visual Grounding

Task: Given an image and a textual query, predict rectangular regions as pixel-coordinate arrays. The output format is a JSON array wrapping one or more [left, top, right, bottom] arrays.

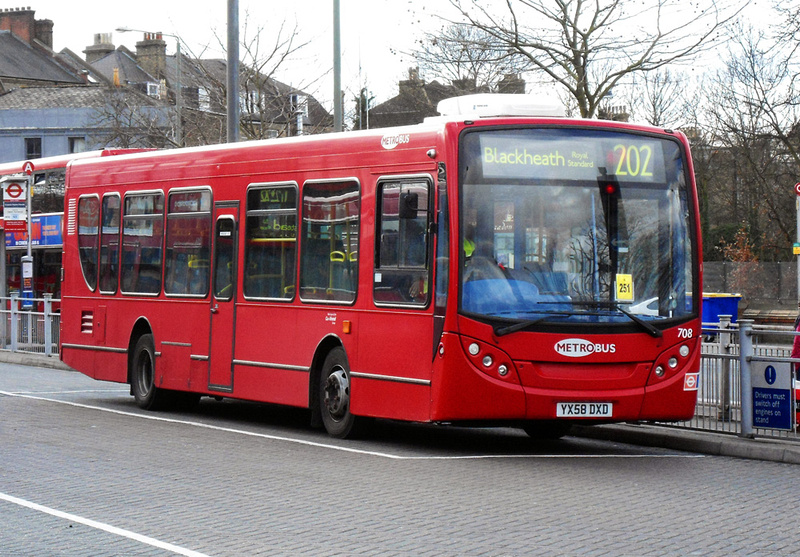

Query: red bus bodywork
[[60, 116, 702, 436]]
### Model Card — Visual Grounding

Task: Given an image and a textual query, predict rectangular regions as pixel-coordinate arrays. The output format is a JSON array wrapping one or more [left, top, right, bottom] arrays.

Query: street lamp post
[[116, 27, 183, 147]]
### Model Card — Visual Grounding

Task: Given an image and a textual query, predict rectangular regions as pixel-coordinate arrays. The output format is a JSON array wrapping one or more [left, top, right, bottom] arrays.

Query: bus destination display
[[479, 132, 667, 183]]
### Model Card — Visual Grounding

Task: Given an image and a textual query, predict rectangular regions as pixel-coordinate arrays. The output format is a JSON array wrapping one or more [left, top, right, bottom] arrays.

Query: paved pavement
[[4, 350, 799, 466]]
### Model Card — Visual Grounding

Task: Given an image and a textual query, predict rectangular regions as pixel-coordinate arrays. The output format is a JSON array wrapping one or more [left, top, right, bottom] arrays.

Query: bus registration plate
[[556, 402, 613, 418]]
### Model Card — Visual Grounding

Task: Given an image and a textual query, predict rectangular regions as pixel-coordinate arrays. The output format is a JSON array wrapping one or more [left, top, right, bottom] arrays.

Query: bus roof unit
[[432, 94, 565, 120]]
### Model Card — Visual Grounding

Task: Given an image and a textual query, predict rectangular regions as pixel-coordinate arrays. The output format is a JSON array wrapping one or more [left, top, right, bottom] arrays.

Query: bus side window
[[121, 192, 164, 295], [77, 195, 100, 291], [300, 180, 359, 303], [243, 184, 297, 300], [373, 179, 431, 306], [164, 189, 211, 297], [98, 194, 120, 294]]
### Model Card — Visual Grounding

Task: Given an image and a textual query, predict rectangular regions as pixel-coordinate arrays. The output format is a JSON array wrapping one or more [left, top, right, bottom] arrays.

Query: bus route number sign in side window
[[244, 184, 298, 300]]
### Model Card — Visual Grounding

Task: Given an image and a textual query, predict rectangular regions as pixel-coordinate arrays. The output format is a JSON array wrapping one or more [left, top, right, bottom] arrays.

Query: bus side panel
[[60, 298, 127, 383], [351, 312, 434, 421], [159, 343, 192, 392], [231, 304, 309, 407], [155, 299, 210, 392]]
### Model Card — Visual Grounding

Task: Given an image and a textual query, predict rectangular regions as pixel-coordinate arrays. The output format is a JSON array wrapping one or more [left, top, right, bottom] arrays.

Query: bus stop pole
[[738, 319, 755, 438]]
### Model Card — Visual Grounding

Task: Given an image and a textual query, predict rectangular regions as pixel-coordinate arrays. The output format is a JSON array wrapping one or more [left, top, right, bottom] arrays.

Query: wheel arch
[[127, 317, 154, 384], [308, 334, 346, 425]]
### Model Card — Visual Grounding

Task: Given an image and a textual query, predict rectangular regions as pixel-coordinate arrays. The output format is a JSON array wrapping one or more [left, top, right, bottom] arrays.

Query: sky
[[22, 0, 447, 108], [15, 0, 777, 113]]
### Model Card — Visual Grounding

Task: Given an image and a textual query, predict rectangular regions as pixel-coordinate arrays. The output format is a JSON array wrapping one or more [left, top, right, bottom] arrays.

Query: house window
[[69, 137, 86, 154], [290, 94, 308, 117], [25, 138, 42, 159]]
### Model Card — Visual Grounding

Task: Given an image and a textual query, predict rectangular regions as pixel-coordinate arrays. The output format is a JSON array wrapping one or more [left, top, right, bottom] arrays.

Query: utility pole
[[227, 0, 240, 142], [333, 0, 342, 132]]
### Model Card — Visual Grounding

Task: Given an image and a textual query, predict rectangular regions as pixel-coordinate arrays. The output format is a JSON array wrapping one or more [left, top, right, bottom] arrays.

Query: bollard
[[10, 295, 19, 352], [738, 319, 755, 438], [718, 315, 732, 421], [43, 294, 52, 356]]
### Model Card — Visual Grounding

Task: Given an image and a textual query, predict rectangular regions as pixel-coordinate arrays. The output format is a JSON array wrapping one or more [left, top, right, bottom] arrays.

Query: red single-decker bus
[[60, 95, 702, 438]]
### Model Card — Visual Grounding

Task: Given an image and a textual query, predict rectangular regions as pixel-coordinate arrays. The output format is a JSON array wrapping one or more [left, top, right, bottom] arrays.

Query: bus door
[[208, 203, 239, 391]]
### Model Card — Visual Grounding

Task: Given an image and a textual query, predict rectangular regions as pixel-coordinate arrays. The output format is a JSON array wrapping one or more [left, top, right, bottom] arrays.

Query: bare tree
[[197, 13, 331, 141], [93, 13, 329, 148], [447, 0, 744, 117], [411, 23, 529, 91], [702, 24, 800, 261], [627, 68, 688, 128], [90, 87, 175, 149]]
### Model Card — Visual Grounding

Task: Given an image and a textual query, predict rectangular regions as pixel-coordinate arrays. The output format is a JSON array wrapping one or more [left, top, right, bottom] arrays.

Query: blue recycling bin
[[702, 293, 741, 324]]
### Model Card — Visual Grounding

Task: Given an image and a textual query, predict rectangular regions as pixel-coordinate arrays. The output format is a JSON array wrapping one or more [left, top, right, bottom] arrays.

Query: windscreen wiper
[[571, 301, 662, 338]]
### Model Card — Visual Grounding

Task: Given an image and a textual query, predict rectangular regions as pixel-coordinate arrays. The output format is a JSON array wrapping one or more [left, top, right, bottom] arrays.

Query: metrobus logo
[[554, 338, 616, 358], [380, 133, 410, 150]]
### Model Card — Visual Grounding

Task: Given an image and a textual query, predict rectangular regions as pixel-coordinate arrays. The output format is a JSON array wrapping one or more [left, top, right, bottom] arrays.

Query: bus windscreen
[[460, 127, 696, 329]]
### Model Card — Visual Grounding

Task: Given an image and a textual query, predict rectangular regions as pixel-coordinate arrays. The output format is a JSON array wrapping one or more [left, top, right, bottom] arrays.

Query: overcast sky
[[21, 0, 776, 111]]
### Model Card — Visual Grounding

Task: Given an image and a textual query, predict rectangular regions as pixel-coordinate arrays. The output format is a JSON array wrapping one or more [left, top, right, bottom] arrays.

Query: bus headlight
[[668, 357, 679, 369]]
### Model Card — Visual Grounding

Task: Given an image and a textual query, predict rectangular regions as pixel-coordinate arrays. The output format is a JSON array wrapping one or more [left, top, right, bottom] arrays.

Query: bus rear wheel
[[131, 334, 167, 410], [319, 347, 363, 439]]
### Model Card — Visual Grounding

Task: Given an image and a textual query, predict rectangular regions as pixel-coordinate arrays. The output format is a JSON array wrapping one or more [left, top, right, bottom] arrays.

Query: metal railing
[[669, 315, 799, 441], [0, 294, 60, 357]]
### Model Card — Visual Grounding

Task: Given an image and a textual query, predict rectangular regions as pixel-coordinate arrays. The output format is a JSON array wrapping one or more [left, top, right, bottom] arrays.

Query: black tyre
[[523, 421, 572, 440], [130, 334, 168, 410], [319, 347, 363, 439]]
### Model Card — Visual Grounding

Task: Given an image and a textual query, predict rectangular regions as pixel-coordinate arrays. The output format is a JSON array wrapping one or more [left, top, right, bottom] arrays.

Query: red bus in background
[[59, 95, 702, 439], [0, 150, 150, 305]]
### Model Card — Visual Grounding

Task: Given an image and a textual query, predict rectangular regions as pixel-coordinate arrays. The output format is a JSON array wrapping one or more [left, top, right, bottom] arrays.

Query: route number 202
[[614, 144, 653, 178]]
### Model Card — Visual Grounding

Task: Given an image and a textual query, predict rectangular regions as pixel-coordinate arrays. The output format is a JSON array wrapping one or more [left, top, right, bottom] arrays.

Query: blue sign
[[753, 388, 792, 430], [752, 361, 794, 431], [764, 365, 777, 385], [5, 213, 63, 248]]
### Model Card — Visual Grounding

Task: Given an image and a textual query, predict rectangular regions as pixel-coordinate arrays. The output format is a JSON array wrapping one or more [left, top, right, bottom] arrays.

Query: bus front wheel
[[131, 334, 167, 410], [319, 347, 363, 439]]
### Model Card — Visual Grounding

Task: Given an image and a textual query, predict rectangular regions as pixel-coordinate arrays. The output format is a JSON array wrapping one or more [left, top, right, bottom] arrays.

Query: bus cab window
[[373, 179, 431, 306]]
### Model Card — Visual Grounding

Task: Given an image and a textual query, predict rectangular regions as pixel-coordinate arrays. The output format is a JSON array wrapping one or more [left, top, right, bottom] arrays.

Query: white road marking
[[0, 491, 210, 557], [0, 389, 704, 460]]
